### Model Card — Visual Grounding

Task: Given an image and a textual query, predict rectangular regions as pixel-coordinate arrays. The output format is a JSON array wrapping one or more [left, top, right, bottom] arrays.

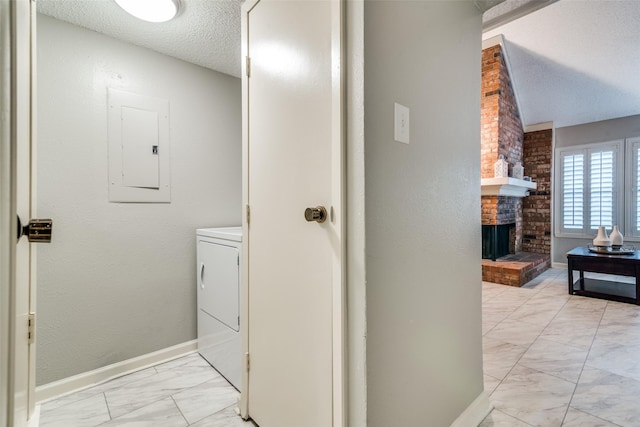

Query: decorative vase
[[610, 225, 624, 249], [593, 226, 612, 248], [494, 155, 508, 178], [513, 161, 524, 180]]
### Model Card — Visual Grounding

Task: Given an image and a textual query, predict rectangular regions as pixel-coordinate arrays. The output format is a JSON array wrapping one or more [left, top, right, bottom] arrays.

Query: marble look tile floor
[[40, 268, 640, 427], [39, 353, 256, 427], [481, 268, 640, 427]]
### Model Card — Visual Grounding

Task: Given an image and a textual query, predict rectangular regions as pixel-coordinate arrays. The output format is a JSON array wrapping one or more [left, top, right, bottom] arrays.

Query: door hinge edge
[[244, 352, 250, 372], [246, 56, 251, 78], [28, 312, 35, 344], [246, 204, 250, 225]]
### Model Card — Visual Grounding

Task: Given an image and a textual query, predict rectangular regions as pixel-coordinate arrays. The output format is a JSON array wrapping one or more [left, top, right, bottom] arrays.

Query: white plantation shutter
[[636, 145, 640, 235], [589, 149, 615, 230], [556, 140, 623, 237], [637, 146, 640, 232], [561, 153, 584, 230], [625, 138, 640, 238]]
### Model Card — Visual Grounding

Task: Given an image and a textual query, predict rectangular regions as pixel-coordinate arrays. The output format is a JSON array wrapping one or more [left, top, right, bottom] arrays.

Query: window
[[561, 152, 584, 230], [555, 140, 623, 237], [589, 148, 616, 229], [625, 137, 640, 238]]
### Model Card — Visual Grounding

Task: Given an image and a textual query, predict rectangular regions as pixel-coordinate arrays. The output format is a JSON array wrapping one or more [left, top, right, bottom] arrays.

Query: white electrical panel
[[108, 88, 171, 203], [121, 106, 160, 189]]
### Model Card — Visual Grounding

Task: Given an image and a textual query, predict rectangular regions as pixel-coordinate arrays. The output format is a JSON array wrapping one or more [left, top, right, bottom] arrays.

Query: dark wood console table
[[566, 247, 640, 305]]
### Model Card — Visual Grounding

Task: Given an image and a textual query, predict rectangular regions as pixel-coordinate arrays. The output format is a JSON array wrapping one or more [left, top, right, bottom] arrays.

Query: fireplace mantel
[[481, 177, 537, 197]]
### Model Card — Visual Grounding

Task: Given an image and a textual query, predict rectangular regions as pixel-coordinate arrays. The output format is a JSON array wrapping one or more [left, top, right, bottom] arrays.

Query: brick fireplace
[[480, 43, 551, 287], [481, 195, 522, 254]]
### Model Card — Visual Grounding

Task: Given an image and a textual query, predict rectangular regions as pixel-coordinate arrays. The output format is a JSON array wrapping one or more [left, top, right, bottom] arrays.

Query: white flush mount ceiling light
[[114, 0, 180, 23]]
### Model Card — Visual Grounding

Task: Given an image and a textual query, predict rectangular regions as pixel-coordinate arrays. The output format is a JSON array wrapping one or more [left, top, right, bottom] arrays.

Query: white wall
[[553, 114, 640, 264], [555, 114, 640, 149], [363, 2, 485, 426], [36, 15, 241, 385]]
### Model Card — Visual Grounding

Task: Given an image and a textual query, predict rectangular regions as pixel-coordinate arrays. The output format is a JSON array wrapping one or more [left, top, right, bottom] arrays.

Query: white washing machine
[[196, 227, 242, 389]]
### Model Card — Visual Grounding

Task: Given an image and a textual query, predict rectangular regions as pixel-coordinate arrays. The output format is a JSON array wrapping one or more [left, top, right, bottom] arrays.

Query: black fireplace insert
[[482, 223, 515, 261]]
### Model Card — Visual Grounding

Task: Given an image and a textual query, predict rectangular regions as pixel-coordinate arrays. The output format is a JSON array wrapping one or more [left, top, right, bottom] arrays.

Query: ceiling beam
[[482, 0, 559, 32]]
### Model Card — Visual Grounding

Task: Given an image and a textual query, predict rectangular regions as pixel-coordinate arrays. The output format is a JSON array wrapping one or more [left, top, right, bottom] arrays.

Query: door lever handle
[[17, 216, 53, 243], [304, 206, 327, 223]]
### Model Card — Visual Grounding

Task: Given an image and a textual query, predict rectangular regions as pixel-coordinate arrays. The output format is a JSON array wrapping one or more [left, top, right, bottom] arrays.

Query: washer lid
[[196, 226, 242, 241]]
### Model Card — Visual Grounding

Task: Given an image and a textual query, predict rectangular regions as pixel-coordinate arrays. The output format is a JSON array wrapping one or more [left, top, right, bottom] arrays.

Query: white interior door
[[0, 0, 37, 425], [243, 0, 344, 426]]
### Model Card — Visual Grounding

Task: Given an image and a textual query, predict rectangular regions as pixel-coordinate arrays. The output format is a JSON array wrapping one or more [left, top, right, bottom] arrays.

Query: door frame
[[0, 0, 17, 422], [1, 0, 37, 424], [27, 0, 38, 417], [239, 0, 346, 425]]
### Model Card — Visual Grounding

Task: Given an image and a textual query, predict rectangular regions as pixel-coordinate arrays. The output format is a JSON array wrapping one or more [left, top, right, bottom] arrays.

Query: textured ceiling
[[39, 0, 639, 129], [36, 0, 242, 77], [484, 0, 640, 128], [475, 0, 506, 13]]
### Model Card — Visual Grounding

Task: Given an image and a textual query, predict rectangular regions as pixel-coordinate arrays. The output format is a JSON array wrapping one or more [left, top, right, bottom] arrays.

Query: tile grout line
[[485, 272, 640, 427], [486, 407, 537, 427], [39, 354, 239, 427], [188, 403, 247, 426], [485, 278, 578, 423], [482, 291, 539, 336], [558, 299, 609, 426], [567, 406, 625, 427], [482, 282, 549, 366], [484, 284, 569, 387], [94, 392, 116, 427], [97, 394, 185, 426], [170, 395, 191, 426]]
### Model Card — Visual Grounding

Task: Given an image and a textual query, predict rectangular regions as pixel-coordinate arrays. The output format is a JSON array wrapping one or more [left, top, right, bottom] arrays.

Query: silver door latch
[[17, 216, 53, 243], [304, 206, 327, 223]]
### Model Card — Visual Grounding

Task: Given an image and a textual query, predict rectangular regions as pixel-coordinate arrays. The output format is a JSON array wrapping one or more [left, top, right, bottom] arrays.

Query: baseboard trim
[[35, 339, 198, 404], [552, 262, 567, 269], [27, 404, 40, 427], [450, 391, 493, 427]]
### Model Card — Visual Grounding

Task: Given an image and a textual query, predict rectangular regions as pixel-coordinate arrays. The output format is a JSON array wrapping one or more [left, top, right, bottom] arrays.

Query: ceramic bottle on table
[[610, 225, 624, 249], [593, 226, 612, 248]]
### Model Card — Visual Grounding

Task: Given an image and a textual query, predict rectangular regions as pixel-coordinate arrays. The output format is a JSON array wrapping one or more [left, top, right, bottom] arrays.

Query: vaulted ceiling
[[484, 0, 640, 128]]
